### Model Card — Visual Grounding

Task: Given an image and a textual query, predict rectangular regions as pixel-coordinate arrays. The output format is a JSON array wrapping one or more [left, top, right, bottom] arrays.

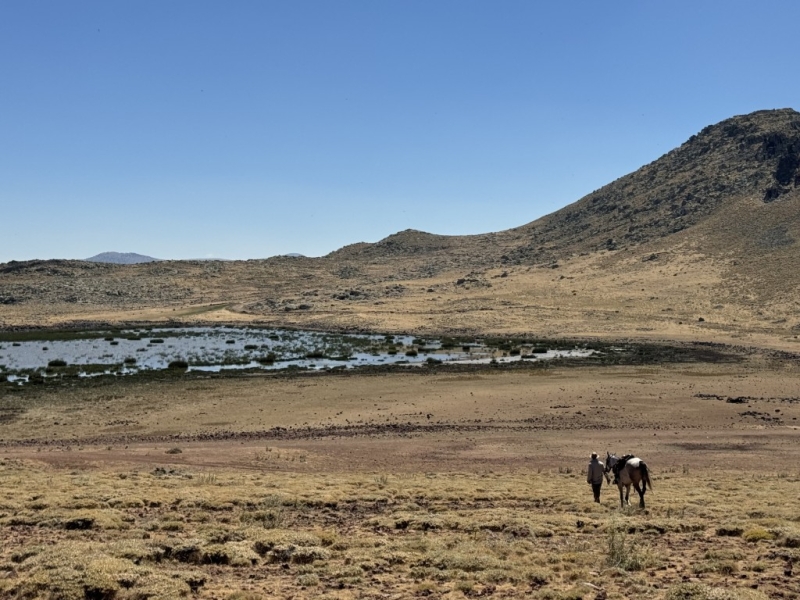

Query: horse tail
[[640, 461, 653, 491]]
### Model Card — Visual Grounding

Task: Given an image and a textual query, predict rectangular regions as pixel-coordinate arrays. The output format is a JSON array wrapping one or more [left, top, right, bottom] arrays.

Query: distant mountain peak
[[85, 252, 160, 264]]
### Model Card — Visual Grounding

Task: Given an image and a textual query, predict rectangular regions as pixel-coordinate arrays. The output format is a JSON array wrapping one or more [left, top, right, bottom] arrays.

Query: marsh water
[[0, 327, 595, 382]]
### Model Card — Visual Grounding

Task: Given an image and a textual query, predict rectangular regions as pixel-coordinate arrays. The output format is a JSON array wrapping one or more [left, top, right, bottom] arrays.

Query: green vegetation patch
[[0, 329, 121, 342]]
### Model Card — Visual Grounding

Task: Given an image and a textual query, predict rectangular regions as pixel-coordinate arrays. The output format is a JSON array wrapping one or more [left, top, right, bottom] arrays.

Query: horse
[[604, 452, 652, 508]]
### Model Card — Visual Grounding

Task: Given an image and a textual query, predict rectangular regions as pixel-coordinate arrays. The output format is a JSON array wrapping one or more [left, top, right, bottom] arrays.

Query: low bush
[[257, 353, 277, 365], [665, 583, 710, 600], [777, 527, 800, 548], [606, 527, 655, 571], [742, 527, 773, 542], [716, 524, 744, 537]]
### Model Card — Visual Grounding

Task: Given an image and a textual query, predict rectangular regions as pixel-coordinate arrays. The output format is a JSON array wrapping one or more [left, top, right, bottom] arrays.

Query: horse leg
[[634, 480, 645, 509], [624, 484, 631, 506], [618, 484, 624, 508]]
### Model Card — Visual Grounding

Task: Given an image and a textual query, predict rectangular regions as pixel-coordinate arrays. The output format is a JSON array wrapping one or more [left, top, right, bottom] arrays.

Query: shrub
[[63, 517, 95, 530], [123, 357, 137, 365], [405, 349, 418, 357], [717, 560, 738, 575], [606, 527, 654, 571], [165, 447, 183, 454], [257, 353, 277, 365], [241, 510, 284, 529], [48, 359, 67, 367], [716, 524, 744, 537], [296, 573, 319, 587], [666, 583, 770, 600], [168, 360, 189, 370], [251, 530, 322, 557], [290, 546, 329, 564], [665, 583, 710, 600], [526, 568, 551, 587], [742, 527, 774, 542], [777, 527, 800, 548], [454, 580, 474, 593]]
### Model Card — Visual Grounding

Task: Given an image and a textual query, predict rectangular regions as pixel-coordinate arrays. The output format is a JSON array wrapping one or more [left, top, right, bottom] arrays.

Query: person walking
[[587, 452, 605, 503]]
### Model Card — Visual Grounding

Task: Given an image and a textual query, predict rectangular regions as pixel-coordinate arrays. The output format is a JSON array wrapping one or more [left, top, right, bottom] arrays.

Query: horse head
[[604, 452, 617, 473], [604, 452, 616, 484]]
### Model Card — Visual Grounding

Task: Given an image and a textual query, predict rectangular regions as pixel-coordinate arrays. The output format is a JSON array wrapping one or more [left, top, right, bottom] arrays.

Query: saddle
[[612, 454, 635, 483]]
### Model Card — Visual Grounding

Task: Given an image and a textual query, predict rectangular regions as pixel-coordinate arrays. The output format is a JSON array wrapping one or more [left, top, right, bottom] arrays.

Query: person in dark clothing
[[587, 452, 605, 502]]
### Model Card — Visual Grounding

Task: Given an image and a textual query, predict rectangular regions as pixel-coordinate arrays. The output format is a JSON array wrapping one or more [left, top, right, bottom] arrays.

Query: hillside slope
[[331, 108, 800, 267], [506, 108, 800, 261]]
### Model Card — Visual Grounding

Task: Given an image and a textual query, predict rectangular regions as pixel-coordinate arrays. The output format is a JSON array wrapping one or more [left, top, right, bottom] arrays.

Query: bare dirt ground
[[1, 356, 799, 599]]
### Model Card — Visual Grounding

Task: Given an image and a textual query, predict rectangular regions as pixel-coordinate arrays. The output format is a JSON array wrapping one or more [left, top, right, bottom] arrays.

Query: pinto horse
[[604, 453, 652, 508]]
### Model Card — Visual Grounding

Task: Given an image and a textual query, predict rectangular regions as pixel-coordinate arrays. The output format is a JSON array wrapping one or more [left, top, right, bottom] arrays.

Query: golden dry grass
[[0, 460, 797, 599]]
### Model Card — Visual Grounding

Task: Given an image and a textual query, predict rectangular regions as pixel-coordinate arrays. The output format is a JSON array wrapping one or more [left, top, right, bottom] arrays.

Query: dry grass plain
[[1, 355, 800, 600]]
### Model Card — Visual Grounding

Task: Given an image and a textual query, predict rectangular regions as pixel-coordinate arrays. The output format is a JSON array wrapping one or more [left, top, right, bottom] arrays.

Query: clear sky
[[2, 1, 798, 262]]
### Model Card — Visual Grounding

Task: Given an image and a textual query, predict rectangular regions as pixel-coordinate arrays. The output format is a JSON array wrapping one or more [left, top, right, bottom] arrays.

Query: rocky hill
[[504, 108, 800, 261], [332, 108, 800, 266]]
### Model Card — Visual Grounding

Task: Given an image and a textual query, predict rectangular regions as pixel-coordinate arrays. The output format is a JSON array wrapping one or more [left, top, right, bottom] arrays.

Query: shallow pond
[[0, 327, 595, 383]]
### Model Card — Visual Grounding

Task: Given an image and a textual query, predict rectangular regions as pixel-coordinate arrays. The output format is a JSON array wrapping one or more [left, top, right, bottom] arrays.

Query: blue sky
[[2, 1, 798, 261]]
